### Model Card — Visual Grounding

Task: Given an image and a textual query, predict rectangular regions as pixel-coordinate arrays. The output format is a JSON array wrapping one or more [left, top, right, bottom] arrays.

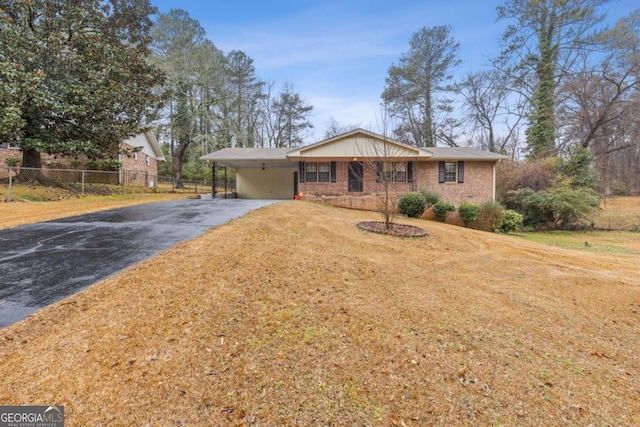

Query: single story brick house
[[1, 130, 165, 187], [200, 129, 508, 205]]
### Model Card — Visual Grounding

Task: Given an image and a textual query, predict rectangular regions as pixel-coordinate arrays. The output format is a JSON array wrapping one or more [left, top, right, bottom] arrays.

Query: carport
[[201, 148, 297, 199]]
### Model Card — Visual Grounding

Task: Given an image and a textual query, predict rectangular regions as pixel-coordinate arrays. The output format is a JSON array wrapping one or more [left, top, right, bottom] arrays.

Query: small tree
[[5, 157, 21, 167], [458, 201, 479, 227]]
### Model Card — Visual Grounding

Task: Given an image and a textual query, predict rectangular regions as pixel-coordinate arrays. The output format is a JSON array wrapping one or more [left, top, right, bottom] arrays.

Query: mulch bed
[[358, 220, 428, 237]]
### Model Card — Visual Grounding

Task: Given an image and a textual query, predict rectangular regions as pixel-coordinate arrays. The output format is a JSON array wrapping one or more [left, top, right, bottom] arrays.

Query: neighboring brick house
[[200, 129, 508, 204], [118, 131, 165, 187], [1, 130, 164, 187]]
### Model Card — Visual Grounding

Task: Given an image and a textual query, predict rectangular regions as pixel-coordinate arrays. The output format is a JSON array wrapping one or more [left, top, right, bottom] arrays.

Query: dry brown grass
[[592, 196, 640, 231], [1, 201, 639, 426], [0, 192, 189, 230]]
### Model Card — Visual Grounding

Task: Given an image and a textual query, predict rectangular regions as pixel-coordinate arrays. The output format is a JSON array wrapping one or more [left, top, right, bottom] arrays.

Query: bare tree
[[457, 69, 524, 155], [259, 82, 313, 147], [559, 10, 640, 193], [324, 117, 360, 139], [351, 114, 412, 230], [496, 0, 613, 158]]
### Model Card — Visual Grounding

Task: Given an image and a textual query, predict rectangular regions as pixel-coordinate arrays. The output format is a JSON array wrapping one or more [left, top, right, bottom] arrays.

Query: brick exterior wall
[[120, 143, 159, 187], [298, 161, 416, 196], [415, 161, 495, 204], [299, 160, 496, 206]]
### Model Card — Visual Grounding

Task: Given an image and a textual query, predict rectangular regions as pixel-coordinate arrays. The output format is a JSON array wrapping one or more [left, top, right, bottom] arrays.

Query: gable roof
[[286, 128, 430, 159], [199, 129, 508, 168], [425, 147, 509, 161], [123, 130, 165, 161]]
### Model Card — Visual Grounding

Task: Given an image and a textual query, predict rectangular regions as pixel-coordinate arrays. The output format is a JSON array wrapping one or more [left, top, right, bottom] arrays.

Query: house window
[[145, 155, 150, 166], [304, 162, 332, 182], [395, 162, 407, 182], [444, 162, 457, 182], [376, 162, 407, 183], [133, 152, 138, 160], [438, 161, 464, 184], [318, 162, 330, 182], [305, 162, 317, 182]]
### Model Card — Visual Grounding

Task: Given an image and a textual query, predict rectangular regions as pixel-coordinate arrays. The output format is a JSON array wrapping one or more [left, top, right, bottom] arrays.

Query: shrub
[[432, 201, 455, 222], [398, 192, 427, 218], [505, 184, 601, 230], [418, 189, 440, 208], [458, 201, 479, 227], [477, 201, 505, 232], [499, 209, 523, 233], [98, 159, 122, 171], [557, 145, 599, 190], [5, 157, 21, 167]]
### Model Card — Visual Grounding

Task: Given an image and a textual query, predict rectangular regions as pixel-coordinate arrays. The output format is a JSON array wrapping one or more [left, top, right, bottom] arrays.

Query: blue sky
[[151, 0, 637, 143]]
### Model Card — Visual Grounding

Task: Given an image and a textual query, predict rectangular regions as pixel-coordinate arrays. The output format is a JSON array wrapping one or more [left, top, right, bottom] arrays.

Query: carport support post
[[224, 167, 228, 198], [211, 162, 216, 199]]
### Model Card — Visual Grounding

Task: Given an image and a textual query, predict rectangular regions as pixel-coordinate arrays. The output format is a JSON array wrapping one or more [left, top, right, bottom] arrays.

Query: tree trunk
[[21, 148, 42, 169], [18, 148, 44, 182], [173, 152, 185, 189]]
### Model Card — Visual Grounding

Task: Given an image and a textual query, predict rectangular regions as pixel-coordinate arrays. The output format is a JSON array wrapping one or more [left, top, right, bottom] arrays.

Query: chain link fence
[[1, 166, 237, 201]]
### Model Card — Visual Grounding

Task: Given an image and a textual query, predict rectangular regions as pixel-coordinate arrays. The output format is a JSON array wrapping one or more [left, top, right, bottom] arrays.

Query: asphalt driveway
[[0, 198, 278, 328]]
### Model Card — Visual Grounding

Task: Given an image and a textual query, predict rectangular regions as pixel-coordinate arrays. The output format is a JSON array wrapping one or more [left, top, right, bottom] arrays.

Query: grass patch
[[20, 194, 47, 202], [515, 230, 640, 255]]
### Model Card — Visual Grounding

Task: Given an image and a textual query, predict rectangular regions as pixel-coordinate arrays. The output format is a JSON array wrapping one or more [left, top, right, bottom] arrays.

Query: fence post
[[81, 170, 85, 194], [8, 166, 13, 202]]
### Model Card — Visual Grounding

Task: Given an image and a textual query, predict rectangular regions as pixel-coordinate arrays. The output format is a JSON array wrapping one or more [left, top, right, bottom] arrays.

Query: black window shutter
[[458, 161, 465, 183], [407, 161, 413, 183], [330, 161, 336, 183], [299, 161, 305, 182], [375, 162, 383, 182], [438, 161, 445, 183]]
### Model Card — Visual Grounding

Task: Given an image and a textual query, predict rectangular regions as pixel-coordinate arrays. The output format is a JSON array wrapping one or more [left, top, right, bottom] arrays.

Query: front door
[[293, 171, 299, 197], [348, 161, 363, 192]]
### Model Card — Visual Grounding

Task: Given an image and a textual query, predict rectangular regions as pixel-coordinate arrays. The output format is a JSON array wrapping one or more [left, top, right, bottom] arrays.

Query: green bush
[[432, 201, 455, 222], [477, 201, 505, 232], [98, 159, 122, 171], [419, 189, 441, 208], [398, 192, 427, 218], [5, 157, 21, 167], [458, 201, 479, 227], [505, 184, 601, 230], [499, 209, 523, 233]]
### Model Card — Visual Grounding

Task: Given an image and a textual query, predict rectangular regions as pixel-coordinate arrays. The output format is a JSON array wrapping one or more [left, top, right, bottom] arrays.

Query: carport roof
[[200, 147, 293, 169]]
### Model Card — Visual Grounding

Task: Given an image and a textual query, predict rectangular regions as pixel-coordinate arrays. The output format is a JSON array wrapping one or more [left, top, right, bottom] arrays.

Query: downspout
[[492, 161, 497, 202]]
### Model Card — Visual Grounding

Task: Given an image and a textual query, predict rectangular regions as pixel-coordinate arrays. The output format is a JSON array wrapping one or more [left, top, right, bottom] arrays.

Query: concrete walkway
[[0, 199, 278, 328]]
